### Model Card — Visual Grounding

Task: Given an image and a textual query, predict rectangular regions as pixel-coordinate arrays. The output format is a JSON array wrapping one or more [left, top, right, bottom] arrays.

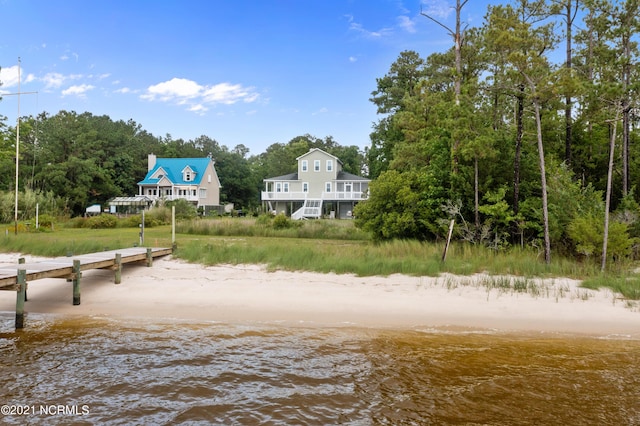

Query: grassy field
[[1, 217, 639, 300]]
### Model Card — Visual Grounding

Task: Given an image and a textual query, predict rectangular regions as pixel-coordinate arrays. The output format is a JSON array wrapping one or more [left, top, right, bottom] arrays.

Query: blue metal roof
[[138, 158, 212, 185]]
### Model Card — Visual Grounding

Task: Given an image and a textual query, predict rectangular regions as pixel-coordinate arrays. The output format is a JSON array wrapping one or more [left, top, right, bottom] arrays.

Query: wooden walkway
[[0, 247, 173, 329]]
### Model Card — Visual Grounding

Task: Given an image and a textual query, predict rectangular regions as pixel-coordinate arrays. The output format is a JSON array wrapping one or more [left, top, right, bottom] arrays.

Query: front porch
[[265, 199, 359, 219]]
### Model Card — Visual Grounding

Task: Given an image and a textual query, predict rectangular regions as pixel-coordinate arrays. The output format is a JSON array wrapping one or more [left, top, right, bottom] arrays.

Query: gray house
[[261, 148, 370, 219]]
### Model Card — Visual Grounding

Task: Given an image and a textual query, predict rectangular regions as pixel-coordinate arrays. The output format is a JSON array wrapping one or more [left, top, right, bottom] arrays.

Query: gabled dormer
[[182, 166, 196, 183]]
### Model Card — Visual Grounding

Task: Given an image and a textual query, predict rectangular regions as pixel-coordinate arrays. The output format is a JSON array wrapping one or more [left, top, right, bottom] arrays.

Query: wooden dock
[[0, 247, 172, 329]]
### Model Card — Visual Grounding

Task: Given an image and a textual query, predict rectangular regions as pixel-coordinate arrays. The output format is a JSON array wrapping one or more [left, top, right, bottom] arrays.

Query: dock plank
[[0, 247, 172, 290]]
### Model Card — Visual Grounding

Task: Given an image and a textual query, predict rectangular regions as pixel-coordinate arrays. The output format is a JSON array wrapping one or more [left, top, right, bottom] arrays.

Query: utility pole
[[2, 57, 38, 234]]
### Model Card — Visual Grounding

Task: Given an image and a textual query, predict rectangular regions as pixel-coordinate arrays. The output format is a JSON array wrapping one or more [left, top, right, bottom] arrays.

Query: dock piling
[[19, 257, 27, 301], [16, 269, 26, 329], [72, 259, 81, 305], [146, 248, 153, 267], [114, 253, 122, 284]]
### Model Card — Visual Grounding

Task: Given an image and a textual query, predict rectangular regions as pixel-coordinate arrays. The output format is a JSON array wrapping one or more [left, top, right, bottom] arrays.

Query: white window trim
[[302, 182, 309, 192], [302, 160, 308, 172], [326, 160, 333, 172], [325, 182, 332, 193], [314, 160, 320, 172]]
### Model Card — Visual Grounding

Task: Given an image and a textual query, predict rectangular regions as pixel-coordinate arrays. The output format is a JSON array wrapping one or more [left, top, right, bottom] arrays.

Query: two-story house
[[138, 154, 221, 211], [261, 148, 369, 219]]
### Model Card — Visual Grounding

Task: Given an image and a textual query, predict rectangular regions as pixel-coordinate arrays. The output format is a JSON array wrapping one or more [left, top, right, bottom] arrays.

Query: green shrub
[[567, 214, 634, 260], [165, 199, 198, 220], [272, 213, 292, 229], [36, 214, 56, 229], [86, 214, 118, 229]]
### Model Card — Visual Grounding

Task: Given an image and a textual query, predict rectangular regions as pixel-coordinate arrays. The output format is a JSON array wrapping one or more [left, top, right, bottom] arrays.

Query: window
[[345, 183, 352, 192], [208, 174, 212, 183], [326, 160, 333, 172], [314, 160, 320, 171], [302, 160, 308, 172], [192, 189, 196, 197], [276, 183, 282, 193], [185, 171, 192, 181], [199, 188, 206, 198], [283, 182, 289, 192], [325, 182, 332, 193], [303, 182, 309, 192]]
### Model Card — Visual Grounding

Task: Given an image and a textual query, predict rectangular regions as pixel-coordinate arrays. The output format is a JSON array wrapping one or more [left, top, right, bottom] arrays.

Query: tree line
[[0, 110, 365, 220], [355, 0, 639, 268]]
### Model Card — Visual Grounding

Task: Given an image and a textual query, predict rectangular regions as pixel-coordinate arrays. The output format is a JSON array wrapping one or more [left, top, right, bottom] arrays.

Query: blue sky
[[1, 0, 496, 156]]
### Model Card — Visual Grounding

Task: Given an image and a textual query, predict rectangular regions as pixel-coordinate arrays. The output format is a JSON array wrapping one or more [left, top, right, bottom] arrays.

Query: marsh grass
[[1, 218, 639, 300], [582, 274, 640, 300], [434, 275, 592, 302]]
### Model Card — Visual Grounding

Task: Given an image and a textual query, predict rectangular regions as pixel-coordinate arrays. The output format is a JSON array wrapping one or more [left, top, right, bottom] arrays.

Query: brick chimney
[[148, 153, 157, 171]]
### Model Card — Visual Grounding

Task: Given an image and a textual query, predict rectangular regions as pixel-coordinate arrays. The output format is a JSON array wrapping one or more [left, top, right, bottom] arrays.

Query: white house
[[261, 148, 370, 219]]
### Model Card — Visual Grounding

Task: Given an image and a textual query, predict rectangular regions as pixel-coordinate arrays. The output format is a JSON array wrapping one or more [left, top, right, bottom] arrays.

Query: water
[[1, 315, 639, 425]]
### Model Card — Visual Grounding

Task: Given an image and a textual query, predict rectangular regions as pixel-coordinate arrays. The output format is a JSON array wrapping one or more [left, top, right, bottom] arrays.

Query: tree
[[421, 0, 469, 173], [368, 51, 426, 178], [486, 1, 558, 263]]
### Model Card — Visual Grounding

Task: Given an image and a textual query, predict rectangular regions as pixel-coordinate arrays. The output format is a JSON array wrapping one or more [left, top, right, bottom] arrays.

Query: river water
[[0, 315, 639, 425]]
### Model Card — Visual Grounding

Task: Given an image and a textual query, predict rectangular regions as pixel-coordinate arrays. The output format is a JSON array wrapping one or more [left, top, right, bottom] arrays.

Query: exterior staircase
[[292, 199, 322, 220]]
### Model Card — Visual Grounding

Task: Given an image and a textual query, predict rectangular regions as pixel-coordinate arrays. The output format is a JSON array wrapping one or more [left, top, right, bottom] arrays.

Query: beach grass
[[1, 218, 639, 300]]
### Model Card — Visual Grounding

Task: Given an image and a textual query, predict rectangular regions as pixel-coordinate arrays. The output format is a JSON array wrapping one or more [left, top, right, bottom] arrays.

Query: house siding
[[262, 148, 369, 218]]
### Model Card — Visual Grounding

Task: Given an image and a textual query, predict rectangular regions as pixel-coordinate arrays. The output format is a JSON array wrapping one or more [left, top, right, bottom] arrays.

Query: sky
[[0, 0, 496, 156]]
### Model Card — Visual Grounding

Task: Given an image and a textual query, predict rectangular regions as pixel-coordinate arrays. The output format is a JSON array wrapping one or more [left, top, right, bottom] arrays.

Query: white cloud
[[41, 73, 65, 89], [349, 56, 358, 63], [397, 15, 417, 33], [141, 77, 259, 111], [349, 21, 393, 39], [114, 87, 132, 94], [420, 0, 453, 20], [0, 65, 21, 88], [62, 84, 95, 97], [188, 104, 208, 115], [142, 77, 203, 102], [312, 107, 328, 116]]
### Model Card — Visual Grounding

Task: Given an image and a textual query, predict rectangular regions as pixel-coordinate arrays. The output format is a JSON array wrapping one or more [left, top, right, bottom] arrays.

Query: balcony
[[261, 191, 367, 201]]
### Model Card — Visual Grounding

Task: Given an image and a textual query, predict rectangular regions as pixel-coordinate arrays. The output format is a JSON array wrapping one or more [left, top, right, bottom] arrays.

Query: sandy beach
[[1, 253, 639, 337]]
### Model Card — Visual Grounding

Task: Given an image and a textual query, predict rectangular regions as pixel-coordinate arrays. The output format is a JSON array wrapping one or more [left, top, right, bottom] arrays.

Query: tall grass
[[1, 218, 639, 300]]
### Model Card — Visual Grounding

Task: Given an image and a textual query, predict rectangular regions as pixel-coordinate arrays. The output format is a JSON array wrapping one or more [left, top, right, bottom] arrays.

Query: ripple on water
[[0, 315, 639, 425]]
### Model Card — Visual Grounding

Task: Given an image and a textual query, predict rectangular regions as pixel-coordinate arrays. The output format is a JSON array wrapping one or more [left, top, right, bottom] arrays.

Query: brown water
[[1, 315, 639, 425]]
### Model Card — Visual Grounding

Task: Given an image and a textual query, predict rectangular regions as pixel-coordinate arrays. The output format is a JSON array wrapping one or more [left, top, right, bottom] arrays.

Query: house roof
[[264, 173, 298, 182], [108, 196, 153, 206], [138, 158, 212, 186], [337, 171, 370, 181]]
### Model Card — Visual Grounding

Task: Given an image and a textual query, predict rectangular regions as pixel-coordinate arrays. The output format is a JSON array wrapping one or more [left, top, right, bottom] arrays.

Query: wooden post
[[146, 248, 153, 267], [16, 269, 26, 329], [172, 205, 175, 245], [114, 253, 122, 284], [19, 257, 27, 301], [441, 219, 455, 262], [72, 259, 81, 305]]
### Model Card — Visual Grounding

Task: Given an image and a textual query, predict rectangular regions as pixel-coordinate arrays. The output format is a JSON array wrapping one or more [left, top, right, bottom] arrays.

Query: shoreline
[[1, 255, 639, 338]]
